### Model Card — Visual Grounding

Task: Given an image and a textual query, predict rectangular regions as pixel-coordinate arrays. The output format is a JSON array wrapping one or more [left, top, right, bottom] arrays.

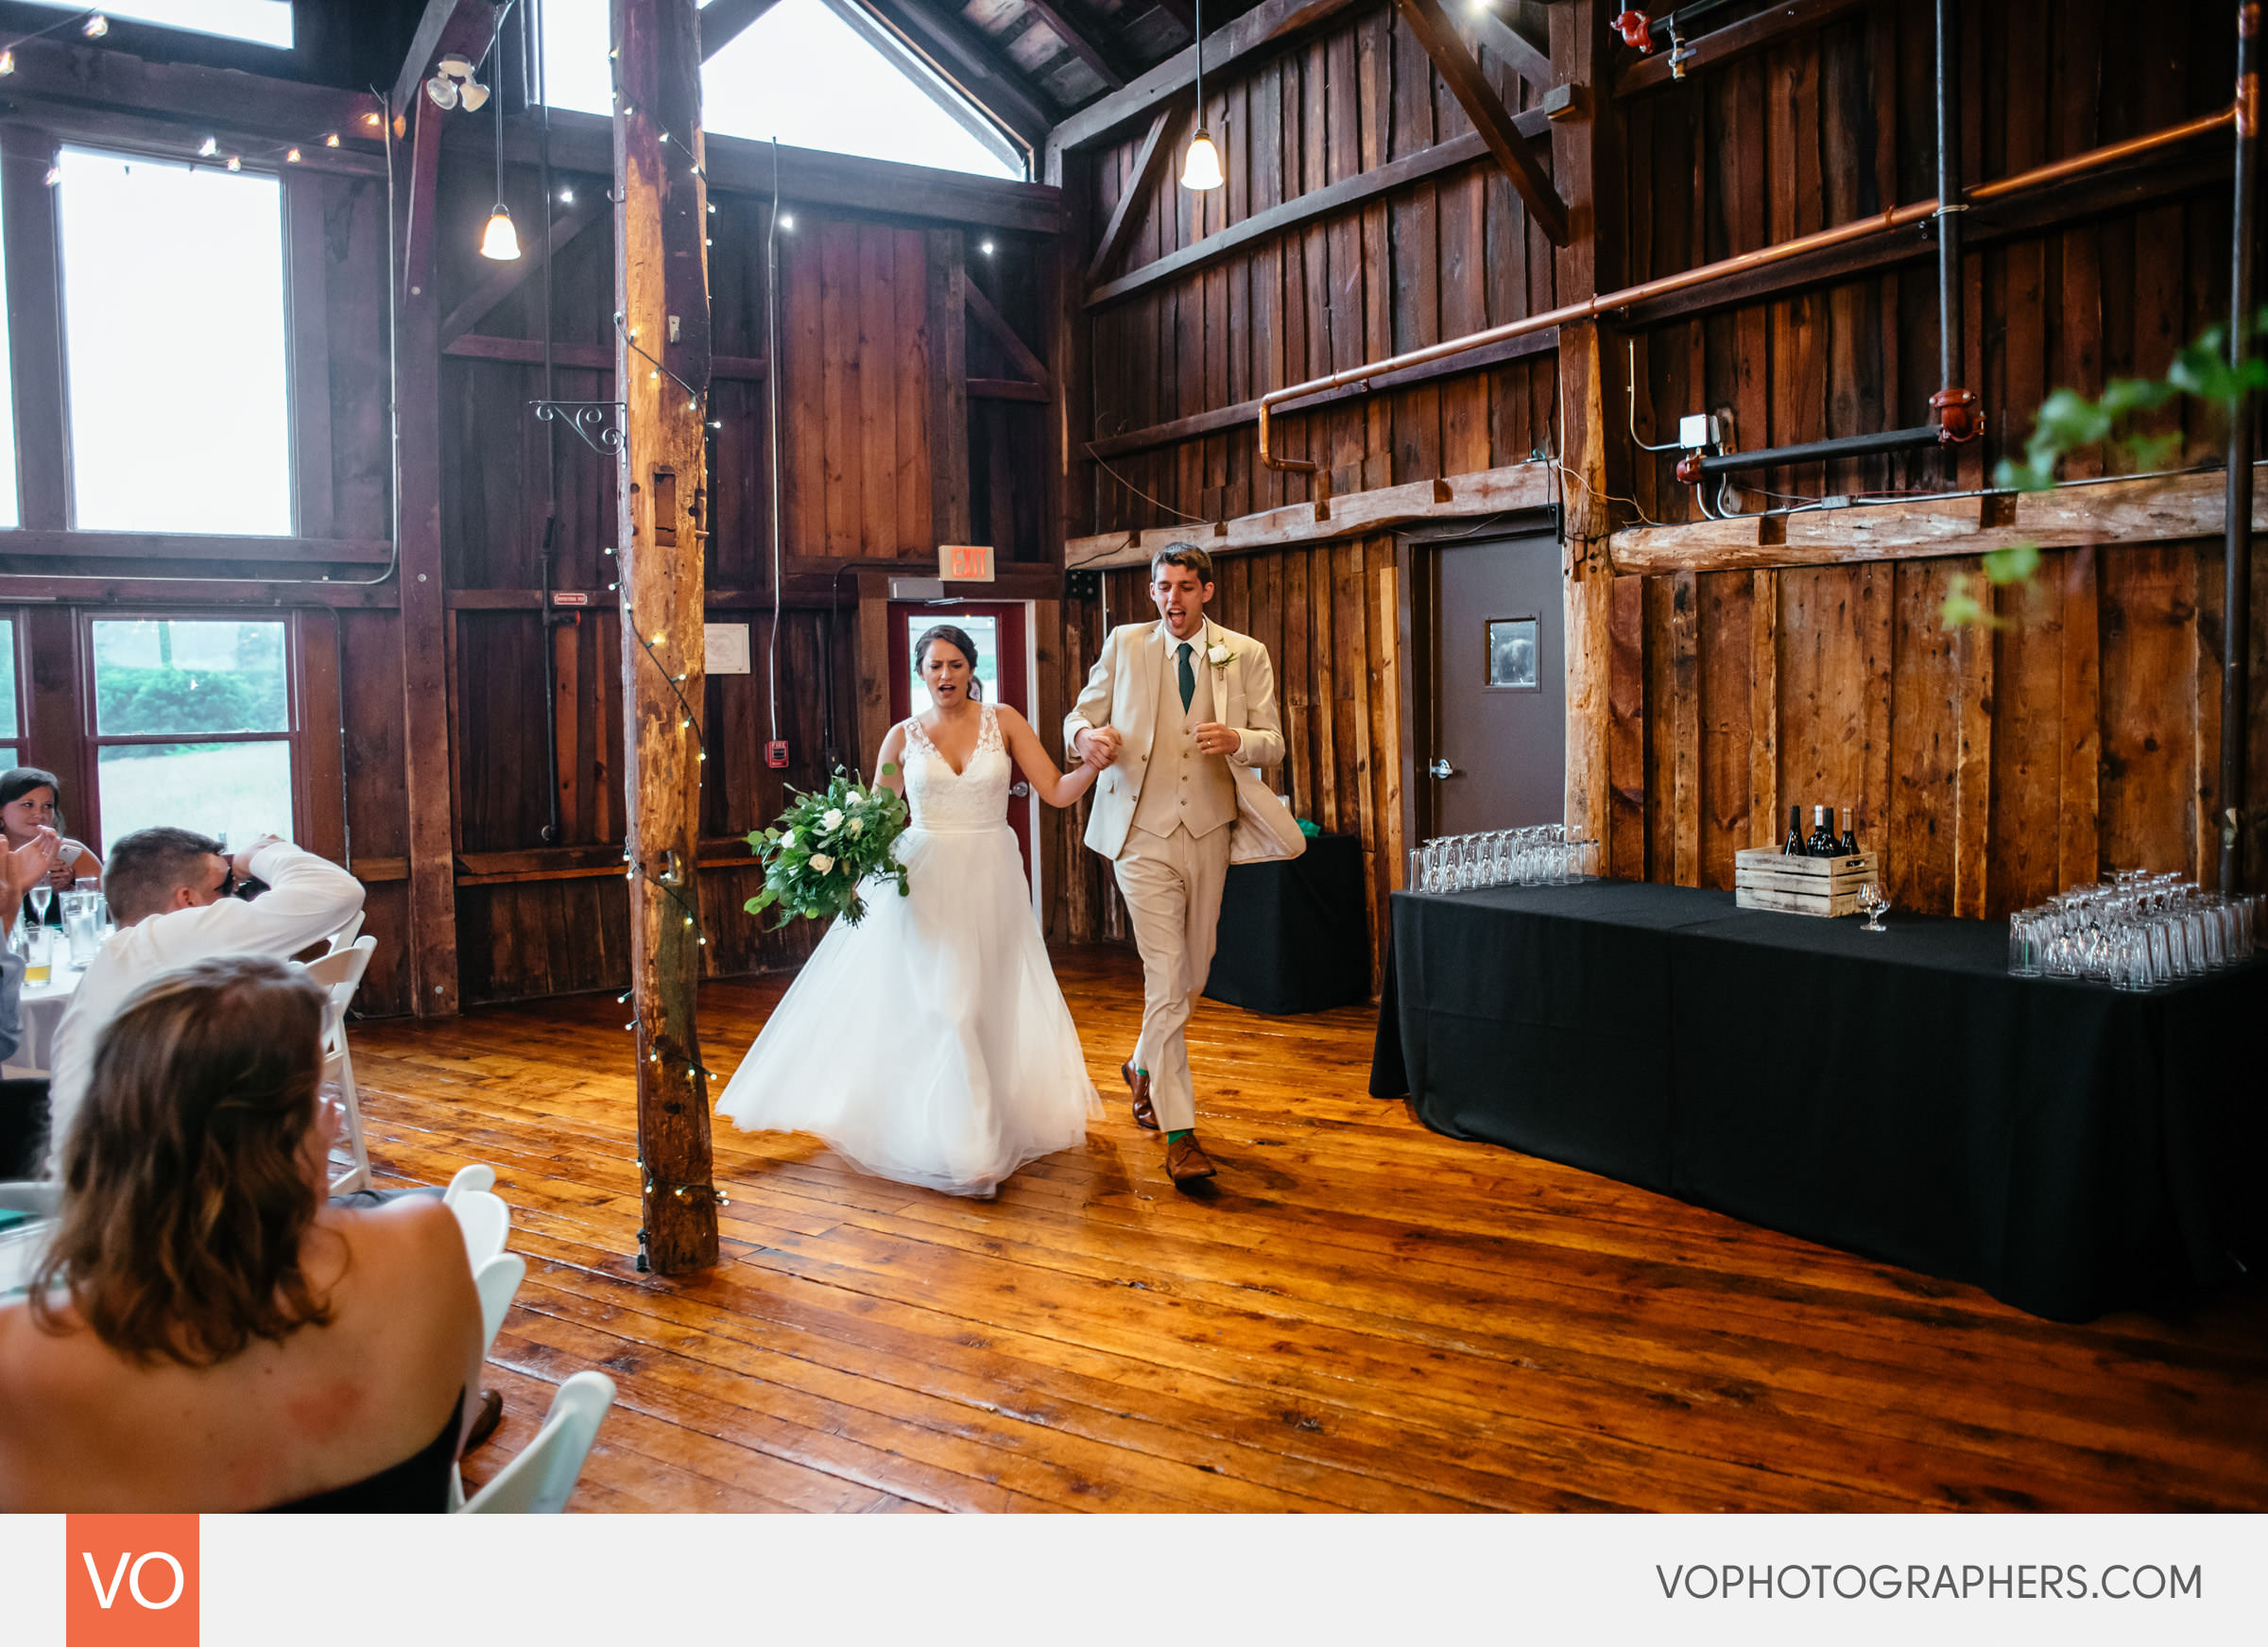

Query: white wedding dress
[[714, 702, 1101, 1196]]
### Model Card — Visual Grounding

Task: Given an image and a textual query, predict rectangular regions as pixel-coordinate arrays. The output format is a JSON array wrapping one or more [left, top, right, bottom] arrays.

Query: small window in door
[[906, 614, 1000, 705], [1486, 617, 1539, 692]]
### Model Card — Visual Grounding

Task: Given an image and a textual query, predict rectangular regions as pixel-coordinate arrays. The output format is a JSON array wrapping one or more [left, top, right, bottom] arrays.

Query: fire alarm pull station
[[765, 740, 790, 769]]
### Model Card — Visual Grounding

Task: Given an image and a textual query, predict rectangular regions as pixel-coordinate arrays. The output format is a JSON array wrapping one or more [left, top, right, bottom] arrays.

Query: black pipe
[[1934, 0, 1962, 401], [2223, 0, 2259, 893], [1694, 425, 1944, 478]]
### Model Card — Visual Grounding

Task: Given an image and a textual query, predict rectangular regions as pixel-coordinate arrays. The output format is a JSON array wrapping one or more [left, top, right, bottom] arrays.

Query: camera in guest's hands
[[232, 875, 269, 901]]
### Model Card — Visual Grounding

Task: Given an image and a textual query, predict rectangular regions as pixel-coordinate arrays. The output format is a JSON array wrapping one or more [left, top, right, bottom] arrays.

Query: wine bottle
[[1838, 805, 1858, 856], [1782, 804, 1803, 855], [1807, 805, 1838, 857]]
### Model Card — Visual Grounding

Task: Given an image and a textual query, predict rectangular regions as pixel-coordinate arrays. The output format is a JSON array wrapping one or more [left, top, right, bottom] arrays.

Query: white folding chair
[[451, 1188, 511, 1268], [458, 1371, 615, 1514], [442, 1163, 496, 1207], [300, 936, 377, 1195], [473, 1251, 525, 1358], [325, 912, 366, 952]]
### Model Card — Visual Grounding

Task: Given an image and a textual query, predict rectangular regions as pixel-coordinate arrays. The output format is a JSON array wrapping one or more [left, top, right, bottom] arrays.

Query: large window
[[541, 0, 1021, 180], [12, 1, 290, 47], [88, 617, 296, 847], [56, 148, 293, 536]]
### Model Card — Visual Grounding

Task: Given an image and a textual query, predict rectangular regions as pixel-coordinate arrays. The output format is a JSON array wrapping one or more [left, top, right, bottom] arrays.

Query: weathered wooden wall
[[1054, 0, 2266, 954]]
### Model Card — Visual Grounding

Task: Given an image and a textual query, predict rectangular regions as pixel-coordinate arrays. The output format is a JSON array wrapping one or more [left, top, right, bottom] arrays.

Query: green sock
[[1166, 1128, 1193, 1142]]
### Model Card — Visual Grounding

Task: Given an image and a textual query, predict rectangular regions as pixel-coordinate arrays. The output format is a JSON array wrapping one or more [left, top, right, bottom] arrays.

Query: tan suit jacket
[[1066, 618, 1306, 866]]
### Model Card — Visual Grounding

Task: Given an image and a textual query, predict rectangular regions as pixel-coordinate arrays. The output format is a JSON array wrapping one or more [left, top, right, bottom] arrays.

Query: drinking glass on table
[[2007, 912, 2042, 976], [22, 923, 49, 986], [26, 882, 50, 929], [1857, 881, 1890, 933]]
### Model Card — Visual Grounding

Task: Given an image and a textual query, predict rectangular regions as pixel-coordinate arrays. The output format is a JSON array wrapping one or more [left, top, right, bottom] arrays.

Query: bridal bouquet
[[745, 766, 910, 927]]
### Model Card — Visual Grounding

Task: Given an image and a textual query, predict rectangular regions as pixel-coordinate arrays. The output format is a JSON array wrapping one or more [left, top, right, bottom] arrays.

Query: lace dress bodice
[[900, 703, 1011, 833]]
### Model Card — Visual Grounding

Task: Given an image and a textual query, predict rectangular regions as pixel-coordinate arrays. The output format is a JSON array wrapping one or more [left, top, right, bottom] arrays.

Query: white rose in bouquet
[[809, 852, 835, 874], [820, 807, 845, 832], [847, 817, 866, 836]]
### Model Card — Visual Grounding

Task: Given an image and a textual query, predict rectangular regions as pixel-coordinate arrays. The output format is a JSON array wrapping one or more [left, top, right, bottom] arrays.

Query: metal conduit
[[2223, 0, 2259, 892]]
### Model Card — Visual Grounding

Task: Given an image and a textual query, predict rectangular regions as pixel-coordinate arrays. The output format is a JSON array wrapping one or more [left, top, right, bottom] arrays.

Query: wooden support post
[[615, 0, 717, 1277], [1394, 0, 1568, 244], [394, 93, 461, 1016], [1550, 0, 1624, 875]]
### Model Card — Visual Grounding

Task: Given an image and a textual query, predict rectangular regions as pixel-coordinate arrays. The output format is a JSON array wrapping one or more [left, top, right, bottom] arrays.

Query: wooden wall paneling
[[1336, 540, 1376, 942], [818, 225, 856, 557], [1389, 13, 1440, 489], [1775, 564, 1869, 864], [858, 228, 900, 557], [1376, 559, 1406, 901], [2191, 538, 2222, 889], [1952, 580, 1995, 918], [297, 610, 347, 863], [1606, 569, 1647, 874], [342, 607, 413, 1016], [927, 228, 969, 548], [1858, 561, 1893, 865], [1280, 544, 1314, 822], [1747, 568, 1778, 850], [1642, 575, 1675, 882], [23, 605, 83, 836], [1696, 569, 1752, 888], [2099, 544, 2201, 884], [782, 221, 822, 557], [1359, 9, 1394, 492], [1668, 568, 1699, 885], [894, 230, 931, 561], [1310, 541, 1338, 830], [1888, 558, 1963, 913], [2057, 544, 2104, 891], [1985, 559, 2069, 913]]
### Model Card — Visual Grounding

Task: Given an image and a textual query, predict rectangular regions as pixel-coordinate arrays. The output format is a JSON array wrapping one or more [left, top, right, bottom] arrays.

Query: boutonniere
[[1206, 641, 1235, 670]]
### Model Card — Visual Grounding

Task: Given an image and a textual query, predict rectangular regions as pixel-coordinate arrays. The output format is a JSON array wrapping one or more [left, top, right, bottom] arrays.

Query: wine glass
[[26, 882, 51, 930], [1858, 881, 1889, 933]]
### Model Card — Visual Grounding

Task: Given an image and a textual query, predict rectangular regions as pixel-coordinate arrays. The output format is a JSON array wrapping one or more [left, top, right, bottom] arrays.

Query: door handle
[[1427, 759, 1458, 780], [1009, 781, 1032, 798]]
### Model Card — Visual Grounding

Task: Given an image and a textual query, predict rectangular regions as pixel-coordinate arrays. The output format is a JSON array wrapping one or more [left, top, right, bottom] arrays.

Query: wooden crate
[[1733, 848, 1881, 918]]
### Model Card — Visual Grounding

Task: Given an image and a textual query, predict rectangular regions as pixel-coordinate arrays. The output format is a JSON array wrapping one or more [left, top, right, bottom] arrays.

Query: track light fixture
[[426, 52, 490, 112]]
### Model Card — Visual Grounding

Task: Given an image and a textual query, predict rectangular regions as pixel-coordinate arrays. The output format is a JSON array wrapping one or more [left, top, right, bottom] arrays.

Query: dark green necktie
[[1177, 641, 1195, 713]]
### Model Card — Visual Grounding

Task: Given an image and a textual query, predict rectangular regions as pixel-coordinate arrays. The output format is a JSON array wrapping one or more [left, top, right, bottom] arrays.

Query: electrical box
[[1678, 413, 1721, 450], [765, 740, 790, 769]]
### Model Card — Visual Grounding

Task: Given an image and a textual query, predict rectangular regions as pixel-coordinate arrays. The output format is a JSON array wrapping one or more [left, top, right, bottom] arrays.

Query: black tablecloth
[[1202, 832, 1371, 1015], [1369, 880, 2267, 1321]]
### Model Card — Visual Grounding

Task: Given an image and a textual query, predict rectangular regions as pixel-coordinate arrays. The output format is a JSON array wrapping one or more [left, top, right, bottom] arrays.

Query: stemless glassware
[[2007, 912, 2042, 976]]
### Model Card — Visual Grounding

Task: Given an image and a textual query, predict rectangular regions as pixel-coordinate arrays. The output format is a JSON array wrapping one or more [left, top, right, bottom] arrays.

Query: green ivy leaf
[[1939, 574, 1995, 630], [1981, 542, 2039, 586]]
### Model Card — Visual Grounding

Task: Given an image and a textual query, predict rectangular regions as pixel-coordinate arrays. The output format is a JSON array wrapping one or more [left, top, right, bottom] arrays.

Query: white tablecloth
[[8, 961, 83, 1077], [0, 1216, 49, 1298]]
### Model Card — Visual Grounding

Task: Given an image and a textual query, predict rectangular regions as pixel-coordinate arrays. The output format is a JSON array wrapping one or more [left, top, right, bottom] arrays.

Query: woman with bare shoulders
[[715, 625, 1107, 1197], [0, 954, 481, 1512]]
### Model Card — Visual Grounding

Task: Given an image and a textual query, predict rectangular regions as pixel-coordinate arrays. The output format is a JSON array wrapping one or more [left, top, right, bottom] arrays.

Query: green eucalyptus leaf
[[1981, 541, 2039, 586]]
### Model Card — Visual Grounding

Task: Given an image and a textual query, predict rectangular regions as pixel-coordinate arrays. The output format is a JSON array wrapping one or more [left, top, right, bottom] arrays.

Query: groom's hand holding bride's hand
[[1075, 727, 1122, 767]]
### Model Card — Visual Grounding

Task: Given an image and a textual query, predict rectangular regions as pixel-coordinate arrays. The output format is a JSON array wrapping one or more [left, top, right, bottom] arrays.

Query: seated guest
[[43, 830, 363, 1169], [0, 768, 102, 917], [0, 827, 63, 1178], [0, 956, 481, 1511]]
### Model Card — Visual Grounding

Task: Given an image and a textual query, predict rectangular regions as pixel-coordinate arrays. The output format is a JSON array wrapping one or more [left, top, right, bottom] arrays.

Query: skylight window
[[13, 0, 290, 48], [540, 0, 1019, 180]]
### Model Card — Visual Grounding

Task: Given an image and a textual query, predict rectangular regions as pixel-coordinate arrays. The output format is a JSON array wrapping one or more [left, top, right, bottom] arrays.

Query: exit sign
[[940, 543, 995, 582]]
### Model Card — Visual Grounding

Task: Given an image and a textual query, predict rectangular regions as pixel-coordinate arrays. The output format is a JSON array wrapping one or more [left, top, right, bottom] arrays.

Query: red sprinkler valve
[[1931, 386, 1985, 443], [1675, 451, 1705, 486], [1612, 9, 1654, 51]]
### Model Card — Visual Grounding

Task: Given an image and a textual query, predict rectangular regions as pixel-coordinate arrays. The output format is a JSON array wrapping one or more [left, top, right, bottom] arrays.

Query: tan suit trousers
[[1113, 822, 1231, 1133]]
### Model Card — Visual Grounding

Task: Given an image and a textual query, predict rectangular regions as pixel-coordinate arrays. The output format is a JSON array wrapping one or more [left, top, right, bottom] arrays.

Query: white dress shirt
[[43, 841, 366, 1168]]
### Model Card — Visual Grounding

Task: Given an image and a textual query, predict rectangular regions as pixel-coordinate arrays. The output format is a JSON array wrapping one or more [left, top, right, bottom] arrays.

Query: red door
[[887, 601, 1033, 885]]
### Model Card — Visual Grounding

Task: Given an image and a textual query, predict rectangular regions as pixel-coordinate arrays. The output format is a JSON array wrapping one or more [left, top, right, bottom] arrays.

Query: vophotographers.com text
[[1657, 1563, 2203, 1602]]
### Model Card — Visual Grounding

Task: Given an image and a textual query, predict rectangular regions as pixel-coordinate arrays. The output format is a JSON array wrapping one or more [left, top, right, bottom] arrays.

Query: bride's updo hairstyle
[[914, 625, 984, 701]]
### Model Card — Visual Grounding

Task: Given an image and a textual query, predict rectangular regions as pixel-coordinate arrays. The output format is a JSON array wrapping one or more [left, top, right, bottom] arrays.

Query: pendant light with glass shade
[[479, 45, 520, 260], [1180, 0, 1223, 191]]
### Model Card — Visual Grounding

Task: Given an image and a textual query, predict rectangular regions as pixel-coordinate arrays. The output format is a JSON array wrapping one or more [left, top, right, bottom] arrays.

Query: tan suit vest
[[1129, 635, 1237, 839]]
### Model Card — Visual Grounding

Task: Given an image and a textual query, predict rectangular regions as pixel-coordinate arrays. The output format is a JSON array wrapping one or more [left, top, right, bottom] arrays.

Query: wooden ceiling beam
[[1018, 0, 1135, 90], [1464, 4, 1553, 93], [699, 0, 785, 59], [1149, 0, 1195, 31], [854, 0, 1058, 153], [391, 0, 509, 118], [0, 34, 380, 143], [1612, 0, 1866, 100], [1044, 0, 1368, 164], [1394, 0, 1568, 243]]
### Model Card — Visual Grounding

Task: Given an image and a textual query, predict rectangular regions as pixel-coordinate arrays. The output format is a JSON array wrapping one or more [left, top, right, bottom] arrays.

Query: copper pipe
[[1257, 107, 2239, 490]]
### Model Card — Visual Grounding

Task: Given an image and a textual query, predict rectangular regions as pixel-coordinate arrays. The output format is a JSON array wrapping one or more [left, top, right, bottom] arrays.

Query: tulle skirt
[[714, 823, 1101, 1197]]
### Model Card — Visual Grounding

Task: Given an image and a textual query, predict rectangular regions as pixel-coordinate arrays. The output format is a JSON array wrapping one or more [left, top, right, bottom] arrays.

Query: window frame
[[0, 607, 26, 764], [74, 608, 309, 850]]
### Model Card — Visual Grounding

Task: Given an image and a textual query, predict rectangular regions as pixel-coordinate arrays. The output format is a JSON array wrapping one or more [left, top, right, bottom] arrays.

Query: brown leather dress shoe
[[464, 1387, 506, 1451], [1121, 1060, 1160, 1131], [1163, 1132, 1217, 1185]]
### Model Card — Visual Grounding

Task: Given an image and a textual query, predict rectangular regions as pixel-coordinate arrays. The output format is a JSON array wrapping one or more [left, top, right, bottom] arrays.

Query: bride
[[715, 625, 1106, 1197]]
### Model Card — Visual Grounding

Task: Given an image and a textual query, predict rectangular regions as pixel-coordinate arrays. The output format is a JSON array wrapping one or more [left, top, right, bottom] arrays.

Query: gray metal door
[[1428, 535, 1566, 834]]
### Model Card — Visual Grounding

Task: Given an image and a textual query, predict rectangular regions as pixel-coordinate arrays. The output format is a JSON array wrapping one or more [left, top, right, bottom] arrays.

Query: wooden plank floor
[[354, 945, 2268, 1513]]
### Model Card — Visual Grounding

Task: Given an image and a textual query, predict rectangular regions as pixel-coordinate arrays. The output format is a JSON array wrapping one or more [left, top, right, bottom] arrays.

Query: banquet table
[[1368, 879, 2266, 1321], [1202, 831, 1371, 1015], [8, 958, 82, 1077]]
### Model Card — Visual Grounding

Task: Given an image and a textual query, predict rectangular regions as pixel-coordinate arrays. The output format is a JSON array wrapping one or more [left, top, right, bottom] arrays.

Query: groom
[[1067, 543, 1304, 1187]]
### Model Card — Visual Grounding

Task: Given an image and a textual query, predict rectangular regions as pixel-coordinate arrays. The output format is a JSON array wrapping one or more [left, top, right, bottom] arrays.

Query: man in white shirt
[[44, 829, 365, 1170]]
